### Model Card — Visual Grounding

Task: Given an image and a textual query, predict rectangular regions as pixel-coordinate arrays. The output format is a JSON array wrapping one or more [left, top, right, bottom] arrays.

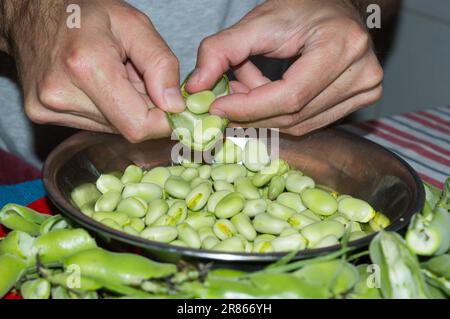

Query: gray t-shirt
[[0, 0, 288, 167]]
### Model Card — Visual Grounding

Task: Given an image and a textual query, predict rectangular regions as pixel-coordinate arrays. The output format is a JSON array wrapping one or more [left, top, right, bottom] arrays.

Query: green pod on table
[[301, 188, 338, 216], [202, 236, 220, 250], [301, 220, 345, 246], [347, 264, 382, 299], [122, 182, 162, 203], [213, 180, 234, 192], [167, 200, 188, 224], [177, 223, 201, 249], [144, 199, 169, 226], [211, 164, 247, 183], [94, 191, 122, 212], [198, 226, 218, 242], [186, 90, 215, 114], [186, 182, 212, 211], [293, 260, 359, 298], [95, 174, 124, 194], [30, 229, 97, 265], [0, 254, 27, 298], [63, 247, 177, 286], [253, 213, 290, 235], [198, 165, 212, 179], [214, 192, 245, 219], [180, 167, 199, 182], [214, 139, 242, 164], [48, 271, 103, 292], [39, 214, 70, 234], [267, 202, 296, 221], [212, 236, 244, 252], [0, 230, 35, 259], [422, 254, 450, 279], [242, 198, 267, 217], [271, 233, 307, 252], [120, 165, 143, 184], [164, 176, 191, 199], [234, 177, 260, 200], [231, 213, 257, 242], [276, 192, 306, 213], [285, 175, 315, 194], [268, 176, 286, 200], [308, 235, 339, 249], [142, 167, 171, 188], [242, 139, 271, 172], [115, 196, 147, 219], [338, 197, 376, 223], [369, 231, 430, 298], [21, 278, 51, 299], [213, 219, 238, 240], [185, 211, 216, 230], [141, 226, 178, 243], [369, 211, 391, 231], [70, 183, 102, 208], [192, 115, 226, 150], [92, 211, 130, 226], [0, 204, 50, 236], [288, 212, 317, 230]]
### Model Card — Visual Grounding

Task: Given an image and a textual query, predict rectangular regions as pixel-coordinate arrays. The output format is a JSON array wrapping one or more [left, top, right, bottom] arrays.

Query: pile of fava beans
[[71, 139, 390, 253]]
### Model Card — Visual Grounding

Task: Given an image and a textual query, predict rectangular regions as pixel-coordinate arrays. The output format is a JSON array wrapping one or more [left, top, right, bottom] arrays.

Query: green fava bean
[[213, 180, 234, 192], [242, 198, 267, 217], [212, 237, 244, 252], [214, 192, 245, 219], [145, 199, 169, 225], [348, 221, 362, 232], [0, 230, 35, 259], [96, 174, 124, 194], [369, 211, 390, 231], [31, 229, 97, 265], [280, 227, 299, 237], [101, 218, 123, 231], [63, 248, 177, 286], [277, 192, 306, 213], [301, 188, 337, 216], [142, 167, 171, 188], [180, 167, 199, 182], [242, 139, 270, 172], [129, 217, 145, 232], [93, 211, 130, 226], [177, 223, 201, 249], [123, 225, 140, 236], [167, 165, 185, 176], [327, 213, 349, 227], [337, 194, 351, 202], [165, 176, 191, 199], [231, 213, 257, 241], [120, 165, 143, 184], [70, 183, 102, 208], [286, 175, 315, 194], [0, 254, 27, 298], [167, 200, 188, 224], [288, 212, 317, 230], [301, 220, 345, 245], [94, 191, 122, 212], [185, 212, 216, 230], [122, 182, 162, 203], [141, 226, 178, 243], [234, 177, 260, 200], [268, 176, 285, 200], [253, 213, 290, 235], [198, 165, 212, 179], [193, 115, 224, 148], [186, 90, 215, 114], [39, 214, 70, 234], [254, 234, 276, 244], [338, 197, 375, 223], [300, 209, 322, 222], [0, 204, 50, 236], [211, 164, 247, 183], [267, 202, 296, 221], [213, 219, 237, 240], [349, 231, 367, 241], [309, 235, 339, 249], [21, 279, 51, 299], [186, 182, 212, 211], [271, 234, 307, 252], [252, 241, 274, 253], [202, 236, 220, 250], [198, 226, 218, 242], [214, 139, 242, 164], [190, 177, 211, 188], [117, 196, 148, 218], [252, 159, 289, 187], [170, 240, 188, 247], [80, 203, 95, 217]]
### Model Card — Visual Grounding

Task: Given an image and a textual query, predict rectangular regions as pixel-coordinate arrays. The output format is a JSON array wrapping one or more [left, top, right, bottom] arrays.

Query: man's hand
[[186, 0, 383, 135], [1, 0, 184, 142]]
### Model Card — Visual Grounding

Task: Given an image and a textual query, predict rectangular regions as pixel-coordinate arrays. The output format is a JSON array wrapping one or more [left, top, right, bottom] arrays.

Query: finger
[[209, 40, 357, 122], [117, 13, 185, 112], [233, 60, 270, 89], [282, 85, 383, 136], [229, 81, 251, 94]]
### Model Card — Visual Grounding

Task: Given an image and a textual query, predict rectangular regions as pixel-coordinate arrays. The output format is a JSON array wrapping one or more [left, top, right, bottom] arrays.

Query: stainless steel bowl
[[43, 128, 424, 266]]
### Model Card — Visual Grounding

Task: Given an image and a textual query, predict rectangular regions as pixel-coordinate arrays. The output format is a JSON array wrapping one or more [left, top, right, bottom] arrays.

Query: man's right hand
[[1, 0, 184, 142]]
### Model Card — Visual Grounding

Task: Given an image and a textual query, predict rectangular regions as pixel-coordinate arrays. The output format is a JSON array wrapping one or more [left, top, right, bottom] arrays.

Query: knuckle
[[37, 79, 67, 111], [199, 36, 218, 55], [64, 47, 99, 78], [366, 85, 383, 105], [345, 21, 370, 59], [366, 61, 384, 87], [121, 123, 147, 143], [24, 102, 46, 124]]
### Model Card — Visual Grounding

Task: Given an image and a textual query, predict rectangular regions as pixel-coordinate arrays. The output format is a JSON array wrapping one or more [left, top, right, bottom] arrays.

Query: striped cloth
[[342, 106, 450, 189]]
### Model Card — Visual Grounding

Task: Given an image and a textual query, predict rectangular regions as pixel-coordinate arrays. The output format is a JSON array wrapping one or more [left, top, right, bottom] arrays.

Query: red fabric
[[0, 149, 41, 185]]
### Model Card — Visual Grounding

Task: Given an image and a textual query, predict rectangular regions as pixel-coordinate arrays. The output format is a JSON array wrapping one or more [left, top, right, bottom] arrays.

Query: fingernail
[[163, 87, 185, 111]]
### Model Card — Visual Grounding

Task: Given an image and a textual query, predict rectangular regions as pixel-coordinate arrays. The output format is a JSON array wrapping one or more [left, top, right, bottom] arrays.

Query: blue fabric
[[0, 179, 46, 207]]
